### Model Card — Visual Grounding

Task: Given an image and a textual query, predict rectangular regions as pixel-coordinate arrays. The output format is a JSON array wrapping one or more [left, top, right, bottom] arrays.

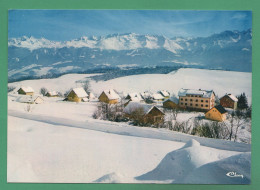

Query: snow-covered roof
[[159, 90, 170, 97], [152, 93, 164, 100], [82, 97, 89, 102], [19, 86, 34, 93], [225, 94, 238, 102], [103, 89, 120, 100], [164, 96, 179, 104], [140, 91, 151, 99], [88, 92, 96, 99], [47, 91, 58, 96], [16, 95, 43, 103], [71, 88, 88, 98], [126, 93, 144, 101], [123, 102, 162, 115], [178, 88, 214, 98]]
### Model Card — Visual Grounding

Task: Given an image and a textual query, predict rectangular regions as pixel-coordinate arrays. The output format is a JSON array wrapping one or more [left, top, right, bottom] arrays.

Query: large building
[[178, 88, 215, 111]]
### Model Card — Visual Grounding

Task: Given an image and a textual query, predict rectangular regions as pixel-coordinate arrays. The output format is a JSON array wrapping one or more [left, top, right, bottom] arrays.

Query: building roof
[[71, 88, 88, 98], [19, 86, 34, 93], [47, 91, 58, 96], [140, 91, 151, 99], [221, 94, 238, 102], [152, 93, 164, 100], [159, 90, 170, 97], [16, 95, 43, 103], [88, 92, 96, 99], [164, 96, 179, 104], [123, 102, 163, 115], [103, 89, 120, 100], [126, 92, 144, 101], [213, 105, 227, 114], [178, 88, 214, 98]]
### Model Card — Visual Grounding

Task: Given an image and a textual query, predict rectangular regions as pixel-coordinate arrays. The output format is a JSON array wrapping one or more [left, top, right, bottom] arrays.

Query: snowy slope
[[8, 116, 249, 183]]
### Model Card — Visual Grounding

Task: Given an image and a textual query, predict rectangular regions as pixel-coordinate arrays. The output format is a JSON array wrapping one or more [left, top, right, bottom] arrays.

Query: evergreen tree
[[237, 93, 248, 110]]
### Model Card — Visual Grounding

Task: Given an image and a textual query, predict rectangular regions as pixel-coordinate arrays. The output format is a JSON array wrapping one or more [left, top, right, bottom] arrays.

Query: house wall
[[99, 92, 118, 104], [145, 107, 164, 124], [163, 100, 178, 109], [179, 93, 215, 111], [205, 108, 226, 121], [18, 89, 34, 96], [67, 90, 81, 102], [220, 96, 237, 109]]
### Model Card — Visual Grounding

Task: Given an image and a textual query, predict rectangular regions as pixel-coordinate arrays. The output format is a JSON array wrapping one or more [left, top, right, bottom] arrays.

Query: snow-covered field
[[7, 68, 251, 183]]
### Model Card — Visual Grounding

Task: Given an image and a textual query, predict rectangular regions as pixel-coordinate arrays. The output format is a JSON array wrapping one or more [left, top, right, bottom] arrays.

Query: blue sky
[[8, 10, 252, 41]]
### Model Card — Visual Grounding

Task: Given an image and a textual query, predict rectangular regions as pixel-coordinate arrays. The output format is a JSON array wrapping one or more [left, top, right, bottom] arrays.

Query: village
[[9, 84, 251, 143]]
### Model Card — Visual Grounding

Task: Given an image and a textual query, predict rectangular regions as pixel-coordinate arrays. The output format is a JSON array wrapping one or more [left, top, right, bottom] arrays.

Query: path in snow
[[8, 110, 250, 152]]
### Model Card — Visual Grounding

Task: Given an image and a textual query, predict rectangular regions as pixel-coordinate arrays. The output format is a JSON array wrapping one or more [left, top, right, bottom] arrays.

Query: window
[[206, 100, 208, 103], [206, 105, 208, 107], [201, 104, 203, 107], [201, 100, 204, 102], [181, 98, 183, 101], [195, 99, 198, 102], [191, 95, 194, 97], [195, 104, 198, 106], [185, 103, 187, 105], [190, 99, 193, 101], [181, 102, 183, 105], [185, 99, 187, 101], [190, 104, 193, 106]]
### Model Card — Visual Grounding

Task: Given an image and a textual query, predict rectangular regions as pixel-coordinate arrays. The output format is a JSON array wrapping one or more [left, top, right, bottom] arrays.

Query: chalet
[[17, 86, 34, 95], [46, 91, 59, 97], [178, 88, 215, 111], [159, 90, 170, 100], [140, 91, 152, 100], [163, 97, 179, 109], [123, 102, 164, 124], [16, 95, 44, 104], [205, 105, 227, 122], [98, 89, 120, 104], [125, 93, 144, 102], [66, 87, 88, 102], [88, 92, 96, 100], [220, 94, 238, 110], [152, 93, 165, 103]]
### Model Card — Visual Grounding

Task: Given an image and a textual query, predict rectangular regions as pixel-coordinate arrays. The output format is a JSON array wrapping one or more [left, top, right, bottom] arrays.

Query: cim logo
[[226, 172, 244, 178]]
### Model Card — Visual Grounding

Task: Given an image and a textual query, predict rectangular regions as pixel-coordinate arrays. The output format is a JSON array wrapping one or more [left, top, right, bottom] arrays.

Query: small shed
[[17, 86, 34, 95], [123, 102, 164, 124], [98, 89, 120, 104], [67, 87, 88, 102], [17, 95, 44, 104], [152, 93, 165, 102], [205, 105, 227, 122], [220, 94, 238, 110], [46, 91, 59, 97], [163, 97, 179, 109]]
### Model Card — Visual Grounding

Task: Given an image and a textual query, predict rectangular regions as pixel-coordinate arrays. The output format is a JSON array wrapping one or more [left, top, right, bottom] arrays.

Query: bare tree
[[82, 80, 91, 94]]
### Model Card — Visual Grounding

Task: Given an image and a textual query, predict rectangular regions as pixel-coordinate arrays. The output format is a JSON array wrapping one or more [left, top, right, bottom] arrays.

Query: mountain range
[[8, 29, 252, 81]]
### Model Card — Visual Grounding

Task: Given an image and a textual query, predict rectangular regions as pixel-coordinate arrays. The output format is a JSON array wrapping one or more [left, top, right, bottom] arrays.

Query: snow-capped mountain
[[8, 29, 252, 81]]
